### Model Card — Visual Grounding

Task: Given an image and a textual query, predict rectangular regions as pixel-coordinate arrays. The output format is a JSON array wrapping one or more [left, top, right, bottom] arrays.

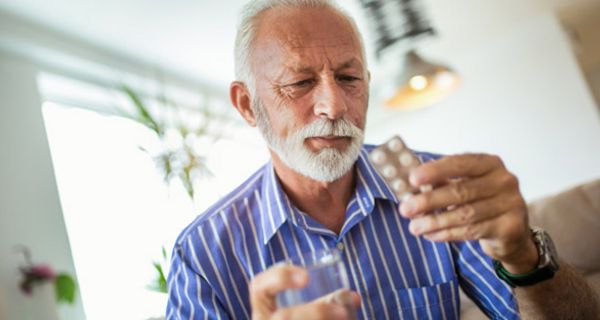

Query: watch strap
[[493, 259, 556, 288]]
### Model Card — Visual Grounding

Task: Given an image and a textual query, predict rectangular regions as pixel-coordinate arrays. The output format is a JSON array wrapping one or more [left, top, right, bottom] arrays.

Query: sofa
[[460, 178, 600, 319]]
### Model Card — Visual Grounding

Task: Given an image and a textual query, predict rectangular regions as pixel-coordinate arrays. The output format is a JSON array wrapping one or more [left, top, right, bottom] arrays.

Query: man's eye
[[337, 75, 360, 82], [290, 79, 315, 87]]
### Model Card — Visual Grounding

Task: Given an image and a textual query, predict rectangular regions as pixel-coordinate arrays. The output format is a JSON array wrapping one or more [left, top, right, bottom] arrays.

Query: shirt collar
[[259, 162, 292, 245], [258, 145, 399, 244]]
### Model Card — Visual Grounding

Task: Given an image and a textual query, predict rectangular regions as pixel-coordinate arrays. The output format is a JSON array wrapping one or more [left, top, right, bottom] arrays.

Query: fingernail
[[409, 170, 423, 186], [423, 233, 437, 241], [400, 198, 415, 215], [409, 221, 422, 235]]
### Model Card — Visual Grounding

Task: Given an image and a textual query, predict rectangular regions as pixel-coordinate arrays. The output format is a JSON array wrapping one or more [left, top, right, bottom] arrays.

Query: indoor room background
[[1, 0, 599, 319]]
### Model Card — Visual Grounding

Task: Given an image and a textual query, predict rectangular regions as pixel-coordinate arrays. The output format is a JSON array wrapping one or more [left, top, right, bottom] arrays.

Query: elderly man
[[167, 0, 599, 319]]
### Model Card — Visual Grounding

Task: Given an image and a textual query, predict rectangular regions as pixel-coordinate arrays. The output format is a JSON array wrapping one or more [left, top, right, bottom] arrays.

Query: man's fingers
[[272, 289, 361, 320], [249, 264, 308, 301], [249, 265, 309, 319], [421, 217, 496, 242], [400, 152, 532, 265], [400, 170, 514, 217], [421, 209, 523, 242], [271, 289, 360, 320], [249, 266, 360, 320], [342, 291, 362, 310], [272, 289, 360, 320], [272, 301, 349, 320], [409, 154, 505, 187], [318, 289, 361, 309], [407, 195, 517, 236]]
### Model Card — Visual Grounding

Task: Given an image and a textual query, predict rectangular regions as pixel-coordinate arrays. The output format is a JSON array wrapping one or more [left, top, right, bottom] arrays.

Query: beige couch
[[460, 179, 600, 319]]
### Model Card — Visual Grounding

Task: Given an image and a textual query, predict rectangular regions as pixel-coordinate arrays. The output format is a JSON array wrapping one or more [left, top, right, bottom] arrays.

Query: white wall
[[0, 53, 85, 320], [365, 12, 600, 201]]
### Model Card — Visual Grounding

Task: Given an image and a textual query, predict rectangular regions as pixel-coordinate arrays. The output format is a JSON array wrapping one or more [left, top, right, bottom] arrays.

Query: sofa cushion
[[527, 179, 600, 273]]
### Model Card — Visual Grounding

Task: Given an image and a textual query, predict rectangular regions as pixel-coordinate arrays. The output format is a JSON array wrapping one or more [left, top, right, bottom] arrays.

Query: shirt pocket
[[389, 279, 459, 320]]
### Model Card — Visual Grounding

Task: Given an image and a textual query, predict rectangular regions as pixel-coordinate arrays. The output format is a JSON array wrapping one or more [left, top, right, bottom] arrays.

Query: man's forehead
[[252, 6, 365, 75], [253, 28, 363, 71], [287, 55, 364, 73], [279, 31, 356, 50], [267, 37, 363, 73]]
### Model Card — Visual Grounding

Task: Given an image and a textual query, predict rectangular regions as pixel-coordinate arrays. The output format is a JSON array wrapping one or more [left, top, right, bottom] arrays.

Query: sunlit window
[[40, 74, 268, 320]]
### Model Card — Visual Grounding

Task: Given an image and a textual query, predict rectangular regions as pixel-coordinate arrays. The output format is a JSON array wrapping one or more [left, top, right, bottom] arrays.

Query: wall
[[0, 52, 85, 319], [585, 65, 600, 112], [365, 12, 600, 201]]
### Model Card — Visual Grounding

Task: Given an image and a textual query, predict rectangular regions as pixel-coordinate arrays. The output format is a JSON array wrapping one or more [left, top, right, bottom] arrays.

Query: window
[[40, 74, 268, 319]]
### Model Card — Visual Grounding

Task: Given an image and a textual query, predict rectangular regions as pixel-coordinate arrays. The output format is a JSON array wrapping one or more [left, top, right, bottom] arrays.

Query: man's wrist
[[494, 228, 561, 287], [498, 237, 539, 274]]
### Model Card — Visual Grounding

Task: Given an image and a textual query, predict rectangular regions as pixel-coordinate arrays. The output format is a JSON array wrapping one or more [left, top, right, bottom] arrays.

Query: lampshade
[[385, 50, 461, 110], [358, 0, 460, 110]]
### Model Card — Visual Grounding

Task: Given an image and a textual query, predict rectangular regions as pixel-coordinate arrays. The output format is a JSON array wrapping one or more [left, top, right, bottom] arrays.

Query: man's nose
[[313, 78, 348, 120]]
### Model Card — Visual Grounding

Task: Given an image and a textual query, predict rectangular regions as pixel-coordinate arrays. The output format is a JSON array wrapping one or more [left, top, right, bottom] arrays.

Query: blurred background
[[0, 0, 599, 319]]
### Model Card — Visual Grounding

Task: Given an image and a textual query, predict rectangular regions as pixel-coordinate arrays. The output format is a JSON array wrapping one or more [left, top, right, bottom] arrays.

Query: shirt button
[[336, 242, 345, 251]]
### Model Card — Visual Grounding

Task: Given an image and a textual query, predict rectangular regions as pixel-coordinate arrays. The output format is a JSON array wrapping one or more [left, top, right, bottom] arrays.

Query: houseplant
[[15, 245, 77, 305], [118, 85, 233, 295]]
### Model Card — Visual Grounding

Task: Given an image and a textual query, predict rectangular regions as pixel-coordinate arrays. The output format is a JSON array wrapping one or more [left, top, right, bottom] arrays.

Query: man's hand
[[250, 264, 361, 320], [399, 154, 539, 273]]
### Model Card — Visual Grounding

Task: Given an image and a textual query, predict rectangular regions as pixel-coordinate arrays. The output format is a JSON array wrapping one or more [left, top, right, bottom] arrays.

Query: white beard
[[252, 97, 364, 182]]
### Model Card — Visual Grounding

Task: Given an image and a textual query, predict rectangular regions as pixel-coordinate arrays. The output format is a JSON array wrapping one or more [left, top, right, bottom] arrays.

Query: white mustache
[[297, 118, 363, 139]]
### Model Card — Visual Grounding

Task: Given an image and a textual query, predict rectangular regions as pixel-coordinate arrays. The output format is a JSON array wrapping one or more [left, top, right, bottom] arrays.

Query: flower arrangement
[[15, 245, 77, 304], [119, 86, 233, 294], [120, 86, 232, 202]]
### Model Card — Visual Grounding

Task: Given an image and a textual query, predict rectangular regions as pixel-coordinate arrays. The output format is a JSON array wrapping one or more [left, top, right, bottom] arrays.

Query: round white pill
[[382, 165, 397, 178], [387, 137, 404, 152], [370, 150, 386, 164], [399, 152, 414, 166], [391, 179, 407, 192]]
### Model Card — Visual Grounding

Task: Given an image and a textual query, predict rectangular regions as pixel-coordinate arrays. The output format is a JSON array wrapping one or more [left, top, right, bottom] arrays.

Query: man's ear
[[230, 81, 257, 127]]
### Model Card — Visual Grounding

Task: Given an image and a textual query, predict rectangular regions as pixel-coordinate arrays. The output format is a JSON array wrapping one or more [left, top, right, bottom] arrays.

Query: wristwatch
[[493, 227, 560, 288]]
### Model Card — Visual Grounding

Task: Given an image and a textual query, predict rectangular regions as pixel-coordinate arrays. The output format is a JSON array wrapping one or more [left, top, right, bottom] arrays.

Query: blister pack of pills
[[368, 135, 432, 200]]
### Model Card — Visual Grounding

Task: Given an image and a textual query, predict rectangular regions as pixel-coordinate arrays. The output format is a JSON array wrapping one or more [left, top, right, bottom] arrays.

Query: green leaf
[[122, 86, 162, 135], [153, 262, 165, 280], [149, 262, 168, 293], [54, 274, 76, 304], [180, 168, 194, 199]]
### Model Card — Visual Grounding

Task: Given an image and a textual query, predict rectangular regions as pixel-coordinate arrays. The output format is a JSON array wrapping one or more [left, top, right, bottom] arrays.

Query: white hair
[[234, 0, 366, 95]]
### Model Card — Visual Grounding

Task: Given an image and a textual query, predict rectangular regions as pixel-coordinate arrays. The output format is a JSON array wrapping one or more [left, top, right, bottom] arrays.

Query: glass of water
[[275, 248, 356, 318]]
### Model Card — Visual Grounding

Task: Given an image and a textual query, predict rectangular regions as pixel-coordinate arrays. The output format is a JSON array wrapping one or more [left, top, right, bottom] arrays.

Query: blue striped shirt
[[166, 146, 519, 319]]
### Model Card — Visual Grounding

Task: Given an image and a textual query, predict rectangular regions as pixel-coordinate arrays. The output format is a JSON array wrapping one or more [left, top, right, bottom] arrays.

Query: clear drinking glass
[[275, 248, 357, 319]]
